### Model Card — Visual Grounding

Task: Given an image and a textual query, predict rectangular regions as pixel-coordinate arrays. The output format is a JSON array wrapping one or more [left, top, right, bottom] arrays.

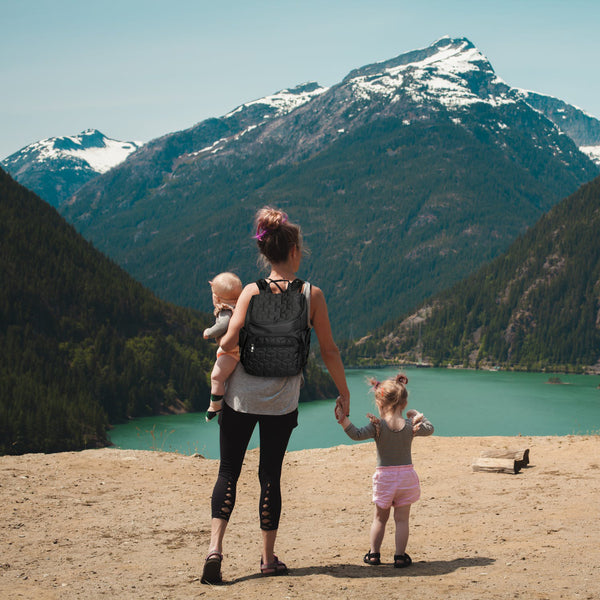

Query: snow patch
[[62, 138, 142, 173], [225, 84, 328, 119], [580, 145, 600, 166]]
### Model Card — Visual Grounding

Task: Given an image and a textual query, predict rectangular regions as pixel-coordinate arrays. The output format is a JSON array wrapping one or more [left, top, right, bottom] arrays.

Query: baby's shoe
[[205, 399, 222, 422]]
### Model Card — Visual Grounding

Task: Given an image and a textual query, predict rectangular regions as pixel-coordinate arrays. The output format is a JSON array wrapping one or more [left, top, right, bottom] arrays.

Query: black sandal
[[201, 552, 223, 584], [363, 551, 381, 565], [394, 553, 412, 568], [260, 555, 288, 576]]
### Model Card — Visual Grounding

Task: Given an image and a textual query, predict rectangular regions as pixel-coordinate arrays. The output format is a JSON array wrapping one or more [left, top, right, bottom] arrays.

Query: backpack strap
[[288, 278, 304, 292], [256, 279, 270, 292], [262, 278, 305, 293]]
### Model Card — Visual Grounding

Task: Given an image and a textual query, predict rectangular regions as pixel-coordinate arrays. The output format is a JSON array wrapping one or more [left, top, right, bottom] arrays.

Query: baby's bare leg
[[206, 355, 240, 421], [211, 355, 239, 396]]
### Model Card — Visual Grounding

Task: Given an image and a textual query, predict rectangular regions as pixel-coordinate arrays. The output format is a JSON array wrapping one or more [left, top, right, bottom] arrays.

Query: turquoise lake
[[108, 367, 600, 458]]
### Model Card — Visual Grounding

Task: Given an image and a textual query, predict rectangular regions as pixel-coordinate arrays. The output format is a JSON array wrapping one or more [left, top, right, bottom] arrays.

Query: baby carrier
[[239, 278, 311, 377]]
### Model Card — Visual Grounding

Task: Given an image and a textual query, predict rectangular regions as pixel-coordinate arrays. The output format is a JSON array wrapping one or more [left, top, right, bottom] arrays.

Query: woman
[[201, 206, 350, 584]]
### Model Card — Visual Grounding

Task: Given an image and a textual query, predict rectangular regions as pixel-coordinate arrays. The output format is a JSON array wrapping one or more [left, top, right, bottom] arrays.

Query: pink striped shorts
[[372, 465, 421, 509]]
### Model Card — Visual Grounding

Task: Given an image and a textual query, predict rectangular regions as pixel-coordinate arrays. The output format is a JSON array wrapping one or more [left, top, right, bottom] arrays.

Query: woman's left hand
[[335, 394, 350, 418]]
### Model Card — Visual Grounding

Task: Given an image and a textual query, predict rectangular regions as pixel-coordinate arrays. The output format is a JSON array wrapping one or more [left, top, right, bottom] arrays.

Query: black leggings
[[211, 402, 298, 531]]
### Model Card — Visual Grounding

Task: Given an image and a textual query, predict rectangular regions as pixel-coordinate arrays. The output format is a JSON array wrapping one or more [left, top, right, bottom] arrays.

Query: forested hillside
[[0, 169, 217, 454], [0, 168, 337, 455], [346, 175, 600, 372]]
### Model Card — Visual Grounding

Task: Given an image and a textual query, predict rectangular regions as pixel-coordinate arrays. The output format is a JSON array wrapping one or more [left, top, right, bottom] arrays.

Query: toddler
[[203, 272, 243, 421], [335, 373, 433, 567]]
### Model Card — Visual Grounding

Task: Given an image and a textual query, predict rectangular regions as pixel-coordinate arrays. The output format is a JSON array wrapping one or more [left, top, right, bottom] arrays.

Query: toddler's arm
[[203, 311, 232, 339], [335, 404, 377, 441]]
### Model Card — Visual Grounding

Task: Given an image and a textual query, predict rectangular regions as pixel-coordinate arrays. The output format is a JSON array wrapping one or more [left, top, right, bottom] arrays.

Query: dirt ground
[[2, 435, 599, 599]]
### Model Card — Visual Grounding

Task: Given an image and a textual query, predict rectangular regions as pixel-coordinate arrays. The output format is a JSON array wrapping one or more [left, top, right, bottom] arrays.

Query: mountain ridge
[[60, 37, 600, 337], [1, 129, 142, 207], [17, 38, 600, 338]]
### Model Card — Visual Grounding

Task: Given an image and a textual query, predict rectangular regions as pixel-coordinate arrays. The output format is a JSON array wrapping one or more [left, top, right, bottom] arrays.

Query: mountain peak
[[2, 130, 142, 175], [338, 35, 504, 111], [1, 130, 143, 207], [344, 36, 492, 83], [77, 129, 108, 147], [431, 35, 475, 50]]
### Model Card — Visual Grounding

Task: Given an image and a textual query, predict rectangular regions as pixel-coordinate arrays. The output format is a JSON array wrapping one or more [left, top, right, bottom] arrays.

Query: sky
[[2, 0, 600, 159]]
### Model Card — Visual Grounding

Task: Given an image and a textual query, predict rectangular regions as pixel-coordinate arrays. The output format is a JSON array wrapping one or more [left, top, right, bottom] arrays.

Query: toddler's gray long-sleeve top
[[343, 417, 434, 467]]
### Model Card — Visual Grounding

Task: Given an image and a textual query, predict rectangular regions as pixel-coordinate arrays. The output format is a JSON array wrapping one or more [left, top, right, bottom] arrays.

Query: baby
[[203, 272, 243, 421]]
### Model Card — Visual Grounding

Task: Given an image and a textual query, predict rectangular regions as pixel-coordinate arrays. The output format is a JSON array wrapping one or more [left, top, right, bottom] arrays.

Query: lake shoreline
[[344, 361, 600, 375], [107, 367, 600, 457]]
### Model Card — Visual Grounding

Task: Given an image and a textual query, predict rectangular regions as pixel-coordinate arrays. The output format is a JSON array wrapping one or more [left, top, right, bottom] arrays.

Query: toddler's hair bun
[[395, 373, 408, 385], [367, 377, 382, 391]]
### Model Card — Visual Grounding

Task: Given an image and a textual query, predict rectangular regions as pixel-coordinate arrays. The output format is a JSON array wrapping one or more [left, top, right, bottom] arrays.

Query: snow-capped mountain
[[62, 38, 600, 335], [1, 129, 142, 207], [156, 37, 599, 169], [343, 36, 509, 107]]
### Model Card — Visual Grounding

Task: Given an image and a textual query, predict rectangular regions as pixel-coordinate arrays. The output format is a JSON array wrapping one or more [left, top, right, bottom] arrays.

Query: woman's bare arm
[[311, 285, 350, 416]]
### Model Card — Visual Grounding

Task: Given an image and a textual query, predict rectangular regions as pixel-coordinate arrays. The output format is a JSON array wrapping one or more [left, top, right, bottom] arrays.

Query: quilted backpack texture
[[239, 279, 311, 377]]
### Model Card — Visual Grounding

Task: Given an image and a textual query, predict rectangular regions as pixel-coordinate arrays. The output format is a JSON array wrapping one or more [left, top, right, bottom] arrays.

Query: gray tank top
[[223, 281, 311, 415]]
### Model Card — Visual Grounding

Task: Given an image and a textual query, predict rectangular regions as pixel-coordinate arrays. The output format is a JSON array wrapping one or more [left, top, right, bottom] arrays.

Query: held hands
[[334, 400, 349, 426], [335, 394, 350, 420]]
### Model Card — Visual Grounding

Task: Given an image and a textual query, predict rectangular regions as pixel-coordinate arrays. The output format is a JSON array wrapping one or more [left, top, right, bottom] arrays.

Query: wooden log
[[480, 448, 529, 466], [471, 457, 522, 474]]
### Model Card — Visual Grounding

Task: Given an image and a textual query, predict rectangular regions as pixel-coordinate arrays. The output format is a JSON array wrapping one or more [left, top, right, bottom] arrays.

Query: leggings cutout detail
[[210, 402, 297, 530]]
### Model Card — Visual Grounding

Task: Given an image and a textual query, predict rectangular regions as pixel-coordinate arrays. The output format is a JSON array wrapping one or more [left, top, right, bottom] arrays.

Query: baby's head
[[209, 272, 242, 306], [369, 373, 409, 415]]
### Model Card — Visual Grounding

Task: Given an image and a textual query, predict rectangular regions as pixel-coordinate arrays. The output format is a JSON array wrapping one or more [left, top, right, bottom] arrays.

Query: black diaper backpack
[[239, 278, 311, 377]]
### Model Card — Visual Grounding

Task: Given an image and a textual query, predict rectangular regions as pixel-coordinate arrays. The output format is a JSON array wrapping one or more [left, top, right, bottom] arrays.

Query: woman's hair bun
[[253, 205, 301, 266], [255, 207, 288, 233]]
